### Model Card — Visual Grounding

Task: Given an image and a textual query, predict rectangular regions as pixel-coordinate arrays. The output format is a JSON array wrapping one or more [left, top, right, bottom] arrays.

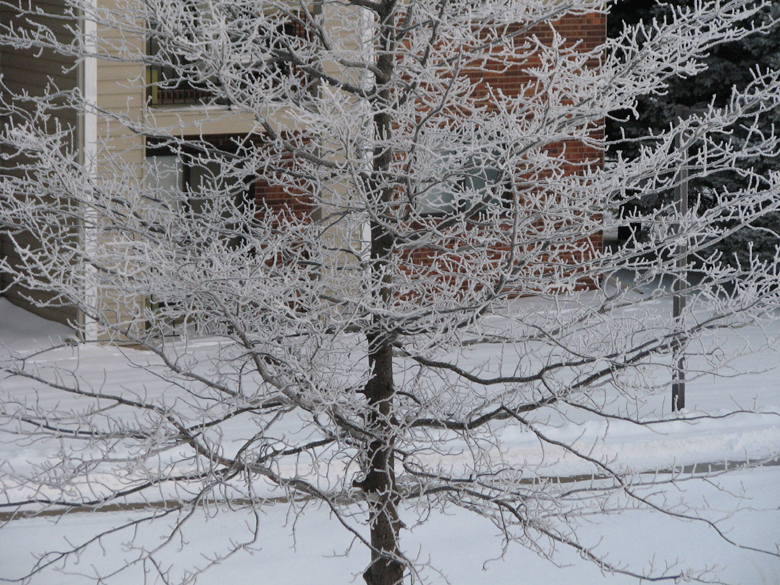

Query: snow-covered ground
[[1, 298, 779, 585]]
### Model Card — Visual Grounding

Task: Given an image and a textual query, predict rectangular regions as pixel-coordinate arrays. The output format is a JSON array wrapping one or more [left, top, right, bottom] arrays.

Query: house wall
[[96, 0, 311, 336], [227, 9, 608, 299], [1, 2, 607, 331], [0, 0, 81, 326]]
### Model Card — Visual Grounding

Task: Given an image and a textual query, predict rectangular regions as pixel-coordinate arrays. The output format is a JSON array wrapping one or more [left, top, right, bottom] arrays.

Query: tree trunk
[[359, 3, 403, 584], [361, 331, 403, 585]]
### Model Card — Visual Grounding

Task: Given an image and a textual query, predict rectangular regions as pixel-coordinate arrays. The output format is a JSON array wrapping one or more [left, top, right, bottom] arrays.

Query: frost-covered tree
[[1, 1, 780, 584]]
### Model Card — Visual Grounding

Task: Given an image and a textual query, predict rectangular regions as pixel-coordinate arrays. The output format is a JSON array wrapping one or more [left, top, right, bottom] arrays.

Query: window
[[414, 129, 511, 216], [146, 5, 308, 106], [146, 0, 217, 105], [145, 143, 254, 251]]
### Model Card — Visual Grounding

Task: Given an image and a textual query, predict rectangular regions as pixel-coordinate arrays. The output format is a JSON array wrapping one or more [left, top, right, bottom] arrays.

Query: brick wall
[[399, 11, 607, 296]]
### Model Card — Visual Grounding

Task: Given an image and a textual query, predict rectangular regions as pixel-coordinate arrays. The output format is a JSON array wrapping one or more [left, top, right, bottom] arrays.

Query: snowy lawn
[[1, 298, 779, 585]]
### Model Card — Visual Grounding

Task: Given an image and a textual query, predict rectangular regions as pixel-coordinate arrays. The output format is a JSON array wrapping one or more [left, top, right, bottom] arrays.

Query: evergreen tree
[[608, 0, 780, 267]]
